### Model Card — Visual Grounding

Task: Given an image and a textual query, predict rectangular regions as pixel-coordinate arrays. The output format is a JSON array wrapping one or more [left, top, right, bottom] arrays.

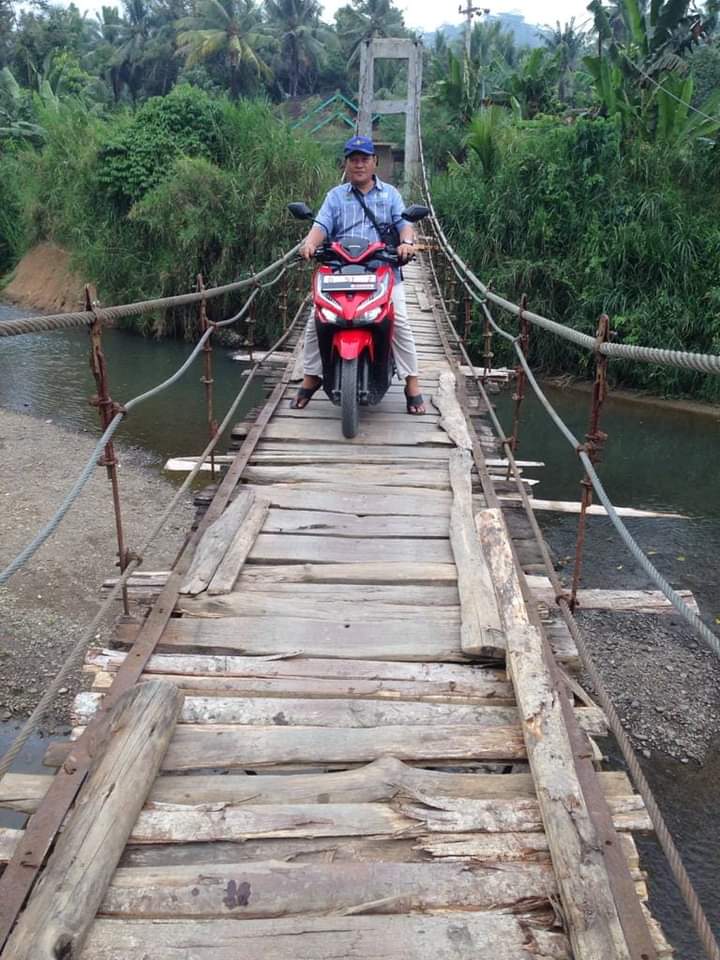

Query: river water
[[1, 302, 718, 955]]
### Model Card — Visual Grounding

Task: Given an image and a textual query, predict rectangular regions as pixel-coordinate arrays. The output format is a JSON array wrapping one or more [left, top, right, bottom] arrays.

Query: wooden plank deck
[[0, 258, 671, 959]]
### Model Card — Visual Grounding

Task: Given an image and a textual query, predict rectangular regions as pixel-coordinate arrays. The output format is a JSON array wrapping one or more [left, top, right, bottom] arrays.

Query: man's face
[[345, 151, 377, 187]]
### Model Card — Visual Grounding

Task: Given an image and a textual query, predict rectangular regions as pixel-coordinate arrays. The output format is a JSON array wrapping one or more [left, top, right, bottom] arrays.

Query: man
[[291, 135, 425, 415]]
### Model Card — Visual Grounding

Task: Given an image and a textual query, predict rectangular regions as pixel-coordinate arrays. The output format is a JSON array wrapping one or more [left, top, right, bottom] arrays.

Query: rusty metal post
[[246, 268, 257, 362], [569, 314, 611, 611], [463, 287, 473, 345], [481, 297, 494, 379], [279, 269, 289, 332], [85, 285, 130, 617], [506, 294, 530, 478], [198, 274, 218, 480]]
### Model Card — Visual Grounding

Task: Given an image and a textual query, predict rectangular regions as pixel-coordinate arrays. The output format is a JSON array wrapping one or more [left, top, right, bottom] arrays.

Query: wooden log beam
[[3, 680, 183, 960], [449, 449, 505, 658], [432, 370, 473, 450]]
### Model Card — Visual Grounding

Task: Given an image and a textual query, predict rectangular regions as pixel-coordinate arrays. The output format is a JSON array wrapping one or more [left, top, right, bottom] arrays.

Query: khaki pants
[[302, 282, 418, 380]]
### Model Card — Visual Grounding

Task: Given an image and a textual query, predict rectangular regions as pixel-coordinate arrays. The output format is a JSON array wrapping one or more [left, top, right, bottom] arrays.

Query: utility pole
[[458, 1, 490, 106]]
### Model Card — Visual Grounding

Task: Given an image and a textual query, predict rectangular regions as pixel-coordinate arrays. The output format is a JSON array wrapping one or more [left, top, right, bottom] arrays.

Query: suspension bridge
[[1, 91, 720, 960]]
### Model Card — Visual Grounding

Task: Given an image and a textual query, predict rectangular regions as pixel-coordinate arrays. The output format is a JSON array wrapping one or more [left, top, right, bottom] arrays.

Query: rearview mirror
[[288, 202, 315, 220], [401, 204, 430, 223]]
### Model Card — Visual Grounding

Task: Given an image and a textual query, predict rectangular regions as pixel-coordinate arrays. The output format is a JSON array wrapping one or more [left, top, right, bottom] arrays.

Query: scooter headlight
[[363, 307, 381, 321], [360, 272, 390, 313], [320, 307, 338, 322]]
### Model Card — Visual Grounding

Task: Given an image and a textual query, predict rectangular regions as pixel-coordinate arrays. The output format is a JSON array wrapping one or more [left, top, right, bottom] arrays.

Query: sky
[[59, 0, 595, 33]]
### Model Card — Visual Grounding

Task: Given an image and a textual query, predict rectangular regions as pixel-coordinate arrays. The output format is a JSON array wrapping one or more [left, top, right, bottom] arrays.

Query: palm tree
[[176, 0, 271, 98], [542, 18, 588, 103], [335, 0, 406, 64], [265, 0, 327, 97]]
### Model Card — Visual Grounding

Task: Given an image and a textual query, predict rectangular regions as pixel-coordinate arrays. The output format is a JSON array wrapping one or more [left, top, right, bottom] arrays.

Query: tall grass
[[430, 116, 720, 401]]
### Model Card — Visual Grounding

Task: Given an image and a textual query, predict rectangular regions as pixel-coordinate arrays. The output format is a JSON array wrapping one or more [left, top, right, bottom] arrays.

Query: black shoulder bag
[[351, 187, 401, 248]]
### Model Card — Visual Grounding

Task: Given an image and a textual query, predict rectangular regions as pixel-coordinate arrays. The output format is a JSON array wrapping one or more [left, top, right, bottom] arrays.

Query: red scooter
[[288, 201, 428, 438]]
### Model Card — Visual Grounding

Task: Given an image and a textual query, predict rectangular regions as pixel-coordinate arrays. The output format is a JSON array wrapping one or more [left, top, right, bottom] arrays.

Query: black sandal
[[405, 391, 426, 415], [289, 380, 322, 410]]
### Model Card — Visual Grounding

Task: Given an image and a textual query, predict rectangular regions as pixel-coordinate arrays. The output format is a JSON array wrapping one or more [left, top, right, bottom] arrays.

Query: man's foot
[[404, 377, 425, 415], [290, 376, 322, 410]]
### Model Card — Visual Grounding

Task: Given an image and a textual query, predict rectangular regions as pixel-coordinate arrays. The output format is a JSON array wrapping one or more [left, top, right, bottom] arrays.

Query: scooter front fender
[[333, 329, 374, 361]]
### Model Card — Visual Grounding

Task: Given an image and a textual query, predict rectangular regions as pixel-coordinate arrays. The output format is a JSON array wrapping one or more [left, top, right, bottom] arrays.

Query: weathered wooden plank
[[180, 488, 255, 595], [241, 483, 452, 517], [80, 913, 570, 960], [499, 495, 685, 519], [432, 370, 472, 450], [234, 419, 453, 445], [449, 450, 504, 658], [228, 581, 461, 604], [4, 680, 184, 960], [98, 859, 556, 918], [257, 440, 453, 461], [74, 692, 605, 734], [176, 593, 459, 623], [0, 773, 53, 814], [526, 576, 699, 615], [249, 533, 454, 565], [276, 406, 442, 424], [242, 465, 451, 491], [231, 561, 458, 584], [0, 827, 21, 862], [118, 615, 464, 662], [207, 497, 270, 595]]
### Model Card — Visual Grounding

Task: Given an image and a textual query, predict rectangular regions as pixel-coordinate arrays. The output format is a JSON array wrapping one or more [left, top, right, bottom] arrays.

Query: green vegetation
[[0, 0, 719, 399]]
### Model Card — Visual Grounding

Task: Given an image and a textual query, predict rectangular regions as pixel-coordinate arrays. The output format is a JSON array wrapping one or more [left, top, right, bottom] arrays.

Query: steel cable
[[0, 294, 310, 782], [423, 236, 720, 960]]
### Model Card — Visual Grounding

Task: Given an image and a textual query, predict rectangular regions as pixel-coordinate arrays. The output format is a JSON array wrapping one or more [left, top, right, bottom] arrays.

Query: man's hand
[[397, 242, 415, 264], [300, 239, 318, 261]]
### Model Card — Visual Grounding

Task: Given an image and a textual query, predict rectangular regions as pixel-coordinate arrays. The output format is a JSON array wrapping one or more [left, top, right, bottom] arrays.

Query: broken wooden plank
[[526, 576, 699, 615], [449, 449, 504, 658], [180, 488, 255, 595], [207, 497, 270, 595], [4, 680, 184, 960]]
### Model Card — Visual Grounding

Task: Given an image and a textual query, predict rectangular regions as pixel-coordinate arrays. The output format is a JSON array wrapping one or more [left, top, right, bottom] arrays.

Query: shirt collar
[[344, 175, 385, 193]]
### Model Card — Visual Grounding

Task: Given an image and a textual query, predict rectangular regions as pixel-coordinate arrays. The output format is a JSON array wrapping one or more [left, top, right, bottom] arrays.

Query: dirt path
[[0, 409, 195, 733]]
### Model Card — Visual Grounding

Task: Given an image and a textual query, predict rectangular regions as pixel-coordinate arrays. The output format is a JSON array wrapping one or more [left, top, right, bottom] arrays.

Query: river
[[1, 302, 718, 956]]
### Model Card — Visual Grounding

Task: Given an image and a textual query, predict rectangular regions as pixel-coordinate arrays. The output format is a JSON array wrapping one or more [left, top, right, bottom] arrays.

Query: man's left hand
[[397, 243, 415, 264]]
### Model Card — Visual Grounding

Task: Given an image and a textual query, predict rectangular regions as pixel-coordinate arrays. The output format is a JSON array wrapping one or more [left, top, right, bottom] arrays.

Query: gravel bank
[[0, 409, 195, 733]]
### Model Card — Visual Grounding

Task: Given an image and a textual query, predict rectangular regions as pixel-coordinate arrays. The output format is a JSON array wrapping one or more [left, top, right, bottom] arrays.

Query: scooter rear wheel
[[341, 356, 359, 439]]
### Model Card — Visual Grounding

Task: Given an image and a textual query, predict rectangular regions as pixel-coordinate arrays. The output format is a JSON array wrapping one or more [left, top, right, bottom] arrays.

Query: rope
[[416, 125, 720, 376], [423, 236, 720, 960], [0, 295, 310, 782], [0, 264, 295, 586], [0, 244, 301, 338]]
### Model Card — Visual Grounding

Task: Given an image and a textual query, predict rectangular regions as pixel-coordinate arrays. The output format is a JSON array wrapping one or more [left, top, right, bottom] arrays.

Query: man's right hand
[[300, 239, 317, 260]]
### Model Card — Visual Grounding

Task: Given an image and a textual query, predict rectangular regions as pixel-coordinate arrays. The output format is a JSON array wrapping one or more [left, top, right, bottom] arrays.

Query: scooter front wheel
[[341, 356, 359, 439]]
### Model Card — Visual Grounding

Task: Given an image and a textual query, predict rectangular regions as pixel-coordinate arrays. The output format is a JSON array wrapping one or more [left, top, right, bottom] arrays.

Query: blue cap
[[343, 135, 376, 156]]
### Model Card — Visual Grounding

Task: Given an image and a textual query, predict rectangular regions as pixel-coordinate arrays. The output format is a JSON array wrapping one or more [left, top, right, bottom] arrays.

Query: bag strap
[[351, 186, 385, 240]]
